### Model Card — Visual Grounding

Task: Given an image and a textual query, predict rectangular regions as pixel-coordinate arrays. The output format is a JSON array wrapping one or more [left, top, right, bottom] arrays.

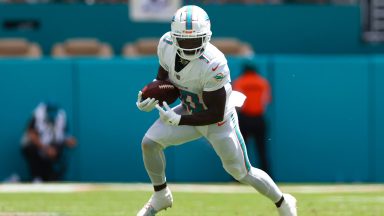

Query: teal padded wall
[[372, 57, 384, 182], [75, 59, 158, 181], [1, 4, 384, 54], [0, 59, 74, 181], [271, 56, 371, 182], [0, 56, 383, 182]]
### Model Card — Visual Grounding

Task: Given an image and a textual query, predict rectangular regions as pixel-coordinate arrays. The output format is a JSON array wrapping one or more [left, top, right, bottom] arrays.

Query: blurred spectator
[[21, 102, 76, 182], [283, 0, 327, 3], [198, 0, 283, 3], [0, 0, 357, 3], [232, 62, 272, 175], [191, 0, 357, 4], [284, 0, 357, 4]]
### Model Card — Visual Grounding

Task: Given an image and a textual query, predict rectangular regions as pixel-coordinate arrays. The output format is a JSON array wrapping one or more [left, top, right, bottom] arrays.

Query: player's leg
[[237, 112, 254, 164], [138, 137, 173, 216], [204, 112, 297, 216], [237, 112, 250, 147], [22, 144, 43, 181], [205, 117, 282, 202], [141, 137, 167, 187], [253, 115, 271, 175], [143, 105, 202, 186], [138, 105, 202, 216]]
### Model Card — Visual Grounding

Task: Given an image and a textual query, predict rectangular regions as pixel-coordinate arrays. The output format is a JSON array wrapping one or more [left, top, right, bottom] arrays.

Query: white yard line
[[0, 183, 383, 194], [0, 213, 62, 216]]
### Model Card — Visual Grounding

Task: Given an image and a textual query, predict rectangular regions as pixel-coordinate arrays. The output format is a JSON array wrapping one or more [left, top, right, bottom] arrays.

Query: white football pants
[[142, 105, 283, 203]]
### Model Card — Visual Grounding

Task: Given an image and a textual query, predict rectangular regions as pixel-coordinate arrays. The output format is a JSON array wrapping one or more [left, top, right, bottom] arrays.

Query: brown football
[[141, 80, 180, 105]]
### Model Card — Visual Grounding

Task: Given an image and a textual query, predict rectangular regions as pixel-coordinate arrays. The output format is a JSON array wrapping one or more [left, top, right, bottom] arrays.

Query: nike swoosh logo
[[212, 64, 219, 71], [217, 120, 227, 126]]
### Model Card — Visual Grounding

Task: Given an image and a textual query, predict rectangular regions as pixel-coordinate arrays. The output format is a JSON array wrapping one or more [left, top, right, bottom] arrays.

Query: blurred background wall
[[1, 4, 384, 54], [0, 2, 383, 183]]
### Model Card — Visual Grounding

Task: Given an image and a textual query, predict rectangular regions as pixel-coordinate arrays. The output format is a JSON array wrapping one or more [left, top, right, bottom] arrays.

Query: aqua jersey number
[[180, 90, 204, 113]]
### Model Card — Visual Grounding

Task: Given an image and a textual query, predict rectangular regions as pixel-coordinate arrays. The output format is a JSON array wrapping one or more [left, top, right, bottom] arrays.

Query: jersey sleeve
[[157, 32, 172, 72], [203, 57, 231, 92]]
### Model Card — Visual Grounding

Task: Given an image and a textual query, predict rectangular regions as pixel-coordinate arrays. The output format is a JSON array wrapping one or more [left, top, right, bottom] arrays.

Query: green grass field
[[0, 184, 383, 216]]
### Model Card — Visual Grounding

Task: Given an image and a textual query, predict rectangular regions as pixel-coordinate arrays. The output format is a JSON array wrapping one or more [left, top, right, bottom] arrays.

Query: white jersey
[[146, 32, 251, 184], [157, 32, 235, 116]]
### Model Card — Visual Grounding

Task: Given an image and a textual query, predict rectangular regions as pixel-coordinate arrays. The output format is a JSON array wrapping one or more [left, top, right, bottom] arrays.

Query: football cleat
[[278, 193, 297, 216], [137, 187, 173, 216]]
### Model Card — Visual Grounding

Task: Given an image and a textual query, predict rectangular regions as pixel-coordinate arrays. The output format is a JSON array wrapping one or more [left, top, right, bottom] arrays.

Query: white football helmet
[[171, 5, 212, 60]]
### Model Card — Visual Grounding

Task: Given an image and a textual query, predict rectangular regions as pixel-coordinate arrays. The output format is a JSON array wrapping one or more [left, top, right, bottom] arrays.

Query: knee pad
[[222, 159, 248, 180], [141, 136, 163, 152]]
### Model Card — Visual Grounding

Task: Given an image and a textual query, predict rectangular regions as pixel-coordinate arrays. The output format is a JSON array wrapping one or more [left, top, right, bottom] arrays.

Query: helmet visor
[[176, 37, 204, 51], [172, 34, 209, 60]]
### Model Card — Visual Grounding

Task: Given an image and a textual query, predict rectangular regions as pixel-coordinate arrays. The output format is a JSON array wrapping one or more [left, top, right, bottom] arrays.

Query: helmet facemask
[[171, 32, 211, 60]]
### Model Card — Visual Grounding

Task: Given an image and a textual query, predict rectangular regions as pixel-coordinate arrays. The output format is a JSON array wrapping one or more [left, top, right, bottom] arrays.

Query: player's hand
[[65, 137, 77, 148], [44, 146, 57, 159], [136, 91, 158, 112], [155, 101, 181, 126]]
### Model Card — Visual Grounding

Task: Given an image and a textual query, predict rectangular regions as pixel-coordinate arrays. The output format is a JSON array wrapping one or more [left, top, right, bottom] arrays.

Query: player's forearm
[[156, 66, 169, 81], [28, 131, 44, 149], [179, 111, 224, 126], [179, 87, 226, 126]]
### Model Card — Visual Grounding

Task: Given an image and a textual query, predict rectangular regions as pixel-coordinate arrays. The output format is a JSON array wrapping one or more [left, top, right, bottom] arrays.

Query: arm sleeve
[[203, 57, 231, 92]]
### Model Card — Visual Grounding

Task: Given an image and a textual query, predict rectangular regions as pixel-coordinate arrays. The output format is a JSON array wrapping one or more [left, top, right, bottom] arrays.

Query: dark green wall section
[[1, 4, 384, 54], [0, 56, 383, 182]]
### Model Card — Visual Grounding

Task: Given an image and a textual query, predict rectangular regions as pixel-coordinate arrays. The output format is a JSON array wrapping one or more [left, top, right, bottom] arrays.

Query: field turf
[[0, 184, 383, 216]]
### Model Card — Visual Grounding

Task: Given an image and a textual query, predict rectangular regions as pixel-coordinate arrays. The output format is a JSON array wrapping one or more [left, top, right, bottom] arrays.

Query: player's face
[[176, 37, 203, 55]]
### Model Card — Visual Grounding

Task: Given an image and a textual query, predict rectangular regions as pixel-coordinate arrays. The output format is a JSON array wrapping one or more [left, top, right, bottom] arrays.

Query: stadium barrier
[[0, 56, 383, 182]]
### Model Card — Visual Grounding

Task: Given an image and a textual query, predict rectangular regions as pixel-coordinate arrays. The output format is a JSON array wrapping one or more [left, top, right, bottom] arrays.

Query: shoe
[[137, 187, 173, 216], [278, 193, 297, 216]]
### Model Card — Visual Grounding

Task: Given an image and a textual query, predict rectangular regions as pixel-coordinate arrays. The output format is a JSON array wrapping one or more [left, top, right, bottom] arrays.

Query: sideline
[[0, 183, 383, 194]]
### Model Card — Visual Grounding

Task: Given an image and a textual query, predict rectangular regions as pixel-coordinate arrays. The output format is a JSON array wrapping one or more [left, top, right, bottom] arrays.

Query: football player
[[136, 5, 297, 216]]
